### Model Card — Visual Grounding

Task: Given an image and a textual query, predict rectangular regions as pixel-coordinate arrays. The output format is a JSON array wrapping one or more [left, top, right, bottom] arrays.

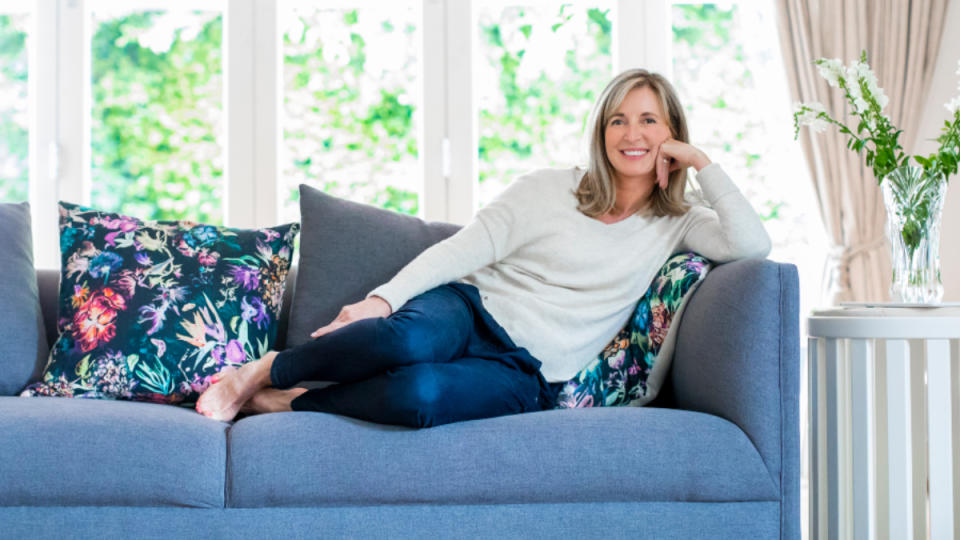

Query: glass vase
[[881, 165, 947, 303]]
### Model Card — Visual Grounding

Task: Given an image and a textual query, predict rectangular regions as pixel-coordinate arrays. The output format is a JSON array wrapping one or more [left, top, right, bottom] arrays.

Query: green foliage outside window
[[0, 14, 28, 203], [90, 11, 223, 223], [672, 4, 787, 223], [476, 4, 612, 205], [282, 6, 420, 218], [0, 6, 614, 218], [1, 4, 794, 232]]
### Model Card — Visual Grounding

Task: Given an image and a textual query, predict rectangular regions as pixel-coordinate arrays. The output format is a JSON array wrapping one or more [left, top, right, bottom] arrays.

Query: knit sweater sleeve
[[679, 163, 772, 262], [366, 175, 534, 312]]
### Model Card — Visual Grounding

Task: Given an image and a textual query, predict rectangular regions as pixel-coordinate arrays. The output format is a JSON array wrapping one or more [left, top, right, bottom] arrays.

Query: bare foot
[[240, 387, 308, 414], [196, 351, 277, 421]]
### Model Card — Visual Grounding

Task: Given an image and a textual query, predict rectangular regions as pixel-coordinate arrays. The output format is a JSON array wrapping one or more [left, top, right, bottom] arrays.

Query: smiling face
[[603, 85, 673, 185]]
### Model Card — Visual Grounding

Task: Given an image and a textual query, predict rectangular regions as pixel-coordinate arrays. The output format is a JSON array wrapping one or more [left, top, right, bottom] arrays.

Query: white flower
[[796, 101, 825, 115], [853, 61, 875, 81], [861, 70, 882, 98], [796, 102, 830, 133], [842, 60, 888, 113], [817, 58, 844, 88], [843, 64, 861, 85], [846, 71, 863, 98], [946, 96, 960, 115], [808, 117, 830, 133], [875, 89, 889, 110]]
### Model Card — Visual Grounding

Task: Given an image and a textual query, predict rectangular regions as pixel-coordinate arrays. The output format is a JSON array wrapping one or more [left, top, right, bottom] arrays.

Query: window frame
[[26, 0, 667, 267]]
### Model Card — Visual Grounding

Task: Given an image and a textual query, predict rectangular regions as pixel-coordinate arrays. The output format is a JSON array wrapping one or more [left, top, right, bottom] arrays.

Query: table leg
[[810, 337, 826, 539], [953, 340, 960, 537], [886, 339, 914, 539], [850, 338, 875, 540], [926, 339, 954, 539], [826, 338, 850, 539]]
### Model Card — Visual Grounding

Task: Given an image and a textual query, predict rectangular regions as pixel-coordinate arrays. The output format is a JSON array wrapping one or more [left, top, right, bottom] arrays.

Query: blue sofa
[[1, 255, 799, 539]]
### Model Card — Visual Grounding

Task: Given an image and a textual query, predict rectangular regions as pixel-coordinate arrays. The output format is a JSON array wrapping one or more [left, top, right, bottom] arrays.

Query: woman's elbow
[[744, 231, 772, 260], [718, 233, 771, 262]]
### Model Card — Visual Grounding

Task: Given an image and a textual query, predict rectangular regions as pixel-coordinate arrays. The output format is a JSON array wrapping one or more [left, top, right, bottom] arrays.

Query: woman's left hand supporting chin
[[653, 139, 712, 189]]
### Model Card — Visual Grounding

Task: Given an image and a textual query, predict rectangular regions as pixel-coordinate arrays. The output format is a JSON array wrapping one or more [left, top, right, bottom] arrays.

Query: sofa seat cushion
[[0, 397, 227, 508], [226, 407, 778, 507]]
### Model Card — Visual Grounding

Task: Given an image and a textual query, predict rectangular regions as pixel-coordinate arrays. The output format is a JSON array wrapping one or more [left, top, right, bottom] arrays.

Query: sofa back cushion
[[285, 184, 460, 349], [0, 202, 48, 395]]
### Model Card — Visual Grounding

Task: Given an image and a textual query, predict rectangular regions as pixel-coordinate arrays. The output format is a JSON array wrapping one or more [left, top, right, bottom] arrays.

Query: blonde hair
[[576, 69, 691, 218]]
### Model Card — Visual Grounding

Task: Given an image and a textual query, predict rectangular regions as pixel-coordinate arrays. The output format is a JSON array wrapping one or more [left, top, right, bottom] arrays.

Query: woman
[[196, 69, 771, 426]]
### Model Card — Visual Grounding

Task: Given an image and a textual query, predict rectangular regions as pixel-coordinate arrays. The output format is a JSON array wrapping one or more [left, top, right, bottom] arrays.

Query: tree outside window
[[0, 13, 29, 203], [89, 9, 224, 224], [476, 2, 613, 206]]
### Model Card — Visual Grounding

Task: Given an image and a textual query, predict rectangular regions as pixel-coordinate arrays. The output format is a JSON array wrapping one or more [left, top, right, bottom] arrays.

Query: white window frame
[[24, 0, 667, 267]]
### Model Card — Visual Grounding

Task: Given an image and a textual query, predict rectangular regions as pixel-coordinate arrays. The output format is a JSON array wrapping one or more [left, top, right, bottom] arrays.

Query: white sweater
[[369, 164, 771, 382]]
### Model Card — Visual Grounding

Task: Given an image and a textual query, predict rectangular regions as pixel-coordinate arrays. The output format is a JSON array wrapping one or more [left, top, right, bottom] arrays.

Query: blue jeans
[[270, 283, 556, 428]]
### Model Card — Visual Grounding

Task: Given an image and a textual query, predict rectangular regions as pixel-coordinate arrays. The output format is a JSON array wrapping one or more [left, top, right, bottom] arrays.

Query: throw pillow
[[0, 202, 48, 395], [555, 252, 711, 408], [20, 202, 299, 403], [286, 184, 459, 349]]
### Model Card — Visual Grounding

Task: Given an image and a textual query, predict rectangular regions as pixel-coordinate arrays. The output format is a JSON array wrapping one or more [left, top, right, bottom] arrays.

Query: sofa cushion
[[226, 407, 778, 507], [556, 252, 710, 408], [0, 396, 227, 507], [21, 202, 299, 403], [0, 202, 47, 395], [286, 184, 459, 349]]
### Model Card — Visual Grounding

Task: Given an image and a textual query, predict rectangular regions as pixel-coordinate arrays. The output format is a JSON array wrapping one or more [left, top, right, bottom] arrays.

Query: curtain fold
[[774, 0, 947, 303]]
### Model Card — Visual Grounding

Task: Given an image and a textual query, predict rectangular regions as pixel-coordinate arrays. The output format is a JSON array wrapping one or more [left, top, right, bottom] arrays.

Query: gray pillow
[[0, 202, 48, 395], [285, 185, 460, 349]]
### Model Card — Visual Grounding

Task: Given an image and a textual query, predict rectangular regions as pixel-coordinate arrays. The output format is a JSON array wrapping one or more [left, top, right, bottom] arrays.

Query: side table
[[807, 306, 960, 539]]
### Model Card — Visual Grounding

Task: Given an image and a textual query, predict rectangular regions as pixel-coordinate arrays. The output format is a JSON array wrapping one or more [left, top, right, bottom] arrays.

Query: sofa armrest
[[670, 258, 799, 539]]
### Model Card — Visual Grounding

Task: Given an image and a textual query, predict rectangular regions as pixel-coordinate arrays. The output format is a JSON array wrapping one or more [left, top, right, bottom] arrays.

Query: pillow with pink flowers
[[21, 202, 299, 404]]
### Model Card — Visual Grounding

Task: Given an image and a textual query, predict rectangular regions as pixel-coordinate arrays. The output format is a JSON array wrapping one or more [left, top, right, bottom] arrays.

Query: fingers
[[661, 157, 671, 189], [654, 144, 670, 189], [311, 324, 334, 339], [311, 318, 350, 338], [310, 298, 392, 339]]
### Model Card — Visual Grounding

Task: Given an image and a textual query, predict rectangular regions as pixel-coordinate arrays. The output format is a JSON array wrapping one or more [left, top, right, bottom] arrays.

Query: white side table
[[807, 306, 960, 539]]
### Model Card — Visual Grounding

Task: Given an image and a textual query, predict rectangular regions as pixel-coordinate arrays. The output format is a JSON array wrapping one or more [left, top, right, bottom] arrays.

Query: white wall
[[913, 0, 960, 301]]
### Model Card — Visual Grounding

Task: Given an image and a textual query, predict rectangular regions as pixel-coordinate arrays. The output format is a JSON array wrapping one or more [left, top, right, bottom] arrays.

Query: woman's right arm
[[368, 219, 501, 310], [310, 175, 535, 337]]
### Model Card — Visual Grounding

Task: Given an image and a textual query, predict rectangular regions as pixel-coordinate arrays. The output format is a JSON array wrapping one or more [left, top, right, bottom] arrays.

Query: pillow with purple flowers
[[21, 202, 299, 404]]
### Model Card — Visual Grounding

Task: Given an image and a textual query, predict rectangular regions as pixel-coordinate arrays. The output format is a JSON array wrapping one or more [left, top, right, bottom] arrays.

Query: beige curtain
[[775, 0, 947, 303]]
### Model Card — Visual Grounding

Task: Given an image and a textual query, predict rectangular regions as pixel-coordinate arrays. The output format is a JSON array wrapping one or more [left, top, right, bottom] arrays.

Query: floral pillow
[[555, 252, 710, 408], [21, 202, 299, 404]]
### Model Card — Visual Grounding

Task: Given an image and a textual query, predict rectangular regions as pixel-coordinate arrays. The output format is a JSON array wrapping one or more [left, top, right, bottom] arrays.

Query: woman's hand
[[653, 139, 712, 190], [310, 296, 392, 338]]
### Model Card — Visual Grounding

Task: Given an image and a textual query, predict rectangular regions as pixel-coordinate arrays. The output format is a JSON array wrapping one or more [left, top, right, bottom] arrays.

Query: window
[[475, 2, 613, 205], [280, 1, 421, 220], [0, 9, 29, 203], [10, 0, 823, 307], [670, 2, 825, 324], [88, 5, 224, 223]]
